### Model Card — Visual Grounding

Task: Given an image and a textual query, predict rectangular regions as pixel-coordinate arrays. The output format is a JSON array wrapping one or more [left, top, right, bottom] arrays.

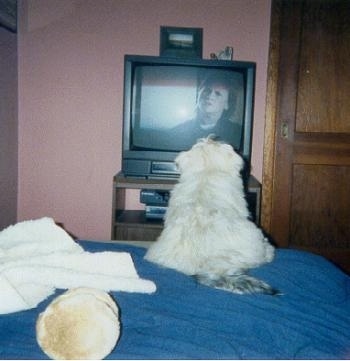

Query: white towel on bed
[[0, 217, 156, 314]]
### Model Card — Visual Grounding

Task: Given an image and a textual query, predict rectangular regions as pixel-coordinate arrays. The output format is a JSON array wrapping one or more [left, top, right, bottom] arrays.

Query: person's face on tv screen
[[198, 83, 229, 119]]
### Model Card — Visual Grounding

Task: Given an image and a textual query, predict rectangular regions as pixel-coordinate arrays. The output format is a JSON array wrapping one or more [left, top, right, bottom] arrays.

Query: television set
[[121, 54, 256, 179]]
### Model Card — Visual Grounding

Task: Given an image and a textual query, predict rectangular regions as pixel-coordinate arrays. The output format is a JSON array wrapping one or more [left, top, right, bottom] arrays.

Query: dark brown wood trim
[[261, 0, 281, 233]]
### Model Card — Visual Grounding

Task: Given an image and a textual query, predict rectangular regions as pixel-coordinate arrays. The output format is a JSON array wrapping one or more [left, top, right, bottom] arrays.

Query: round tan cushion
[[36, 288, 120, 359]]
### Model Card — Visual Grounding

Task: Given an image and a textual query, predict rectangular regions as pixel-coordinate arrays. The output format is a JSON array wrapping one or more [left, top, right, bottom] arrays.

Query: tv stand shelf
[[111, 171, 261, 242]]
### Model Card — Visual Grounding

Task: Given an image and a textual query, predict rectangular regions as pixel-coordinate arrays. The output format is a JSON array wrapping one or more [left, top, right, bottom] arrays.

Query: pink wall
[[17, 0, 271, 240]]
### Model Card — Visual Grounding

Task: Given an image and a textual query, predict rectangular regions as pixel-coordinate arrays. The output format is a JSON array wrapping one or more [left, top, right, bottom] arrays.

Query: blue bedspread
[[0, 241, 349, 359]]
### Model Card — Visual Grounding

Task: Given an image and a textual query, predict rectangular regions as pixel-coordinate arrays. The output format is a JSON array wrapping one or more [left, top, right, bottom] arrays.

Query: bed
[[0, 239, 349, 360]]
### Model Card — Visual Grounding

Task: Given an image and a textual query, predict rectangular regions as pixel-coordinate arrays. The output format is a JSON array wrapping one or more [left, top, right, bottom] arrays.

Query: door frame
[[261, 0, 280, 234]]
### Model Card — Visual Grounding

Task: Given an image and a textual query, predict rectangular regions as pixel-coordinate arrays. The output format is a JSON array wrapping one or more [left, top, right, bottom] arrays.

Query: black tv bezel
[[121, 54, 256, 179]]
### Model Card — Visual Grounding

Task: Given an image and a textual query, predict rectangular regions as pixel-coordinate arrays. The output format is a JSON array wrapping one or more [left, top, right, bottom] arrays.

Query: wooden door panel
[[296, 0, 350, 133], [293, 131, 350, 165], [290, 164, 350, 248], [262, 0, 350, 273]]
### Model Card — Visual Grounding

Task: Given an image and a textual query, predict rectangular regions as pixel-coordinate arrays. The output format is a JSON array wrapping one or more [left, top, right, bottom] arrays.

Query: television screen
[[122, 55, 255, 178]]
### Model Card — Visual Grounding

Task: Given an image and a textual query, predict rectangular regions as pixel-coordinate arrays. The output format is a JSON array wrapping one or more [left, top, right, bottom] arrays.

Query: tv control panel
[[151, 161, 179, 176]]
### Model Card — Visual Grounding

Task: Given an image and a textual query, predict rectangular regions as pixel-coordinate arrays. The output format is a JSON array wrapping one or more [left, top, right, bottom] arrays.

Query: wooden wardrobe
[[261, 0, 350, 273]]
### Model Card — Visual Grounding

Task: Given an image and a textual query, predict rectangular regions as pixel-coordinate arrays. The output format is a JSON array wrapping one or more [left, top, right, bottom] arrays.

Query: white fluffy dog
[[145, 138, 277, 295]]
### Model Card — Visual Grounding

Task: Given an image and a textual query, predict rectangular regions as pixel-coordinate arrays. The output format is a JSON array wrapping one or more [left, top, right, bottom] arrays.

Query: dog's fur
[[145, 138, 277, 295]]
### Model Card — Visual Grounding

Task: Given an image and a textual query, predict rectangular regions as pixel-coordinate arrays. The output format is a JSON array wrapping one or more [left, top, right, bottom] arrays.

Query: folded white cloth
[[0, 217, 156, 314]]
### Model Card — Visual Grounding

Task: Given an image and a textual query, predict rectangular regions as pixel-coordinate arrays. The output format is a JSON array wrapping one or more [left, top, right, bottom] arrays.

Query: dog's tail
[[195, 273, 280, 295]]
